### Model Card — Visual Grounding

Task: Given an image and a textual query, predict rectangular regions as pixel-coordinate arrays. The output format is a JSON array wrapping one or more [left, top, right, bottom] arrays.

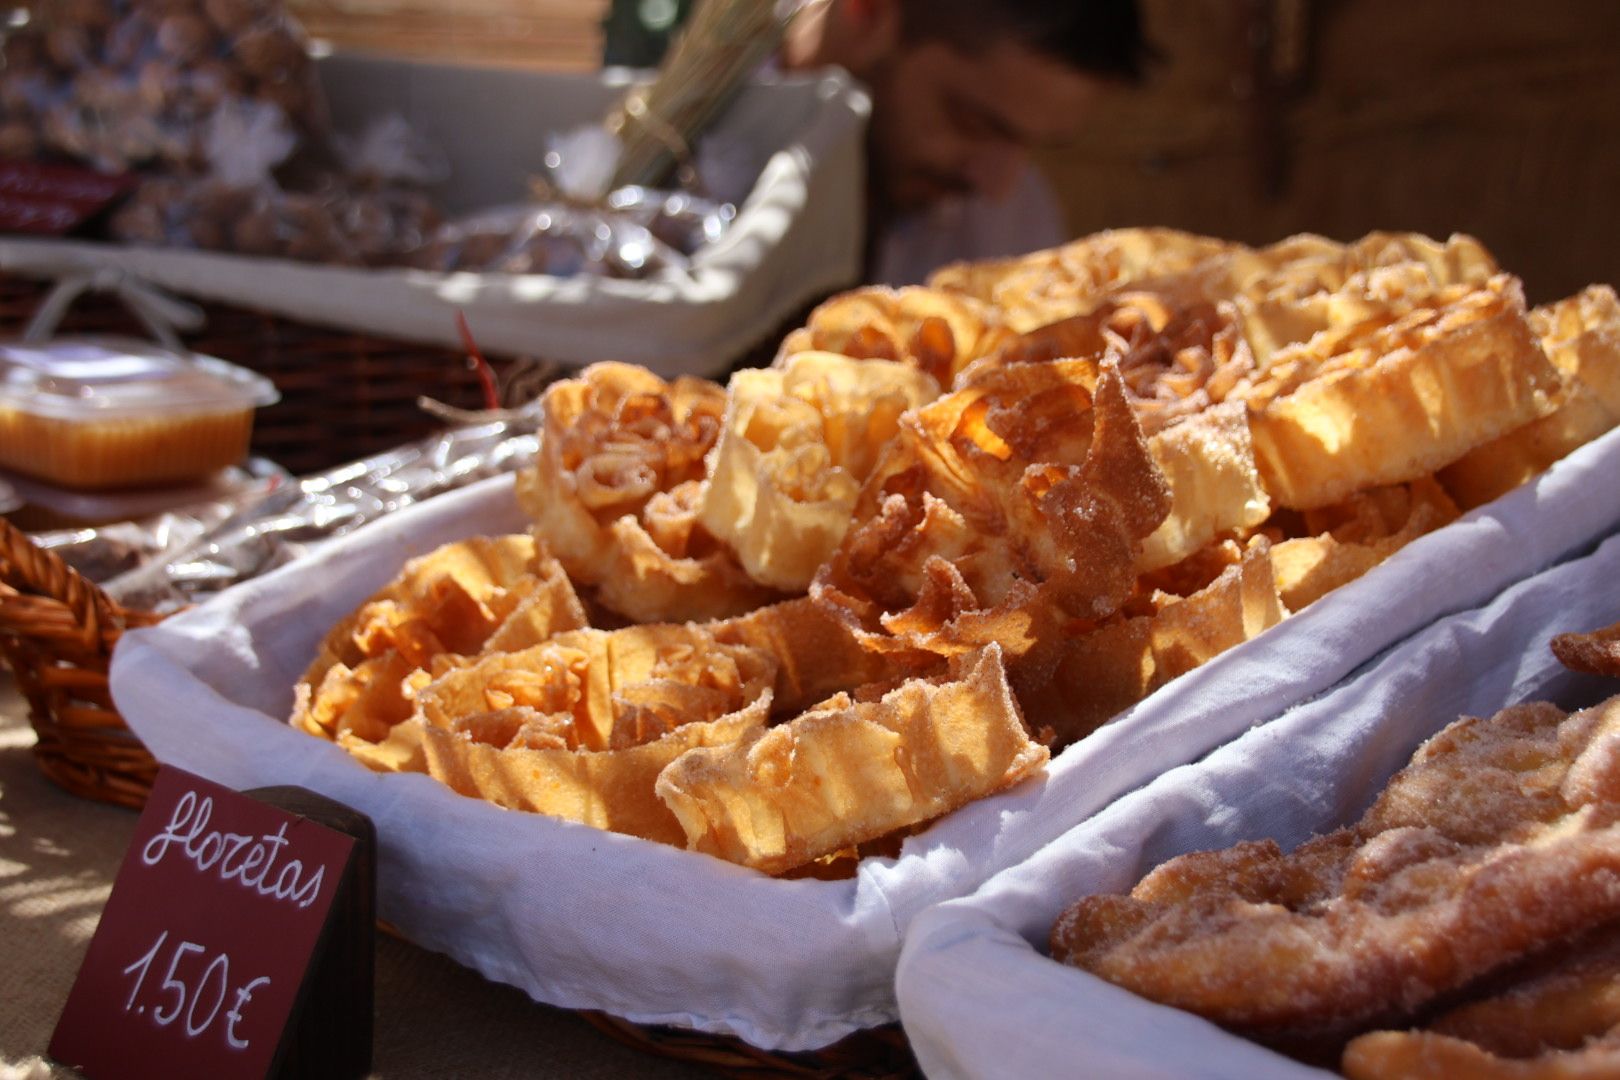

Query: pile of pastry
[[290, 227, 1620, 876], [1052, 622, 1620, 1078]]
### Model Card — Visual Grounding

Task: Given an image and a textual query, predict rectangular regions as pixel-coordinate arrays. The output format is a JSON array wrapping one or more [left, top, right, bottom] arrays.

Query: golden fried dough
[[1552, 621, 1620, 679], [291, 535, 582, 751], [813, 359, 1171, 662], [1023, 538, 1284, 748], [1343, 926, 1620, 1079], [517, 362, 779, 623], [1268, 476, 1460, 612], [1234, 276, 1561, 509], [415, 624, 777, 844], [1137, 401, 1270, 572], [707, 597, 937, 717], [1344, 1029, 1620, 1080], [1441, 285, 1620, 509], [777, 286, 1010, 386], [1052, 695, 1620, 1051], [655, 645, 1045, 874], [1222, 231, 1499, 364], [969, 297, 1269, 571], [699, 352, 939, 591], [289, 225, 1620, 886], [929, 227, 1238, 333], [981, 293, 1256, 437]]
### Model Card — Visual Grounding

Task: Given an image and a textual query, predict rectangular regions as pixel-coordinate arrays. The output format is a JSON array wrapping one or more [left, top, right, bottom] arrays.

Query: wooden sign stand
[[248, 786, 376, 1080], [50, 768, 377, 1080]]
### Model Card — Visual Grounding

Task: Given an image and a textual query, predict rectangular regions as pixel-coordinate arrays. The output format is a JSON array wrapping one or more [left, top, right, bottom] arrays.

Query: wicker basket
[[0, 517, 162, 808], [581, 1013, 919, 1079], [0, 272, 495, 477], [0, 515, 922, 1077]]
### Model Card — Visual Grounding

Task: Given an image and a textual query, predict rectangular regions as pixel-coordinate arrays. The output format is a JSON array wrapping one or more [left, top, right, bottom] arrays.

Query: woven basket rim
[[1, 513, 161, 808], [578, 1010, 919, 1080]]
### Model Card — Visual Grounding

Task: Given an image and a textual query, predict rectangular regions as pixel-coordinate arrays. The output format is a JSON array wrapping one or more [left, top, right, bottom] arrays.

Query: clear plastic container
[[0, 336, 279, 490]]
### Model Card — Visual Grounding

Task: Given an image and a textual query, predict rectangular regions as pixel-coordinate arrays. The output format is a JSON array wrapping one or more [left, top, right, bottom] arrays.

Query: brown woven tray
[[582, 1013, 920, 1079], [0, 517, 161, 808]]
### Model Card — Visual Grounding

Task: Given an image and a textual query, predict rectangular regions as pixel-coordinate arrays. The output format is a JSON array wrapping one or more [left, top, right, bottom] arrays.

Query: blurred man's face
[[866, 37, 1103, 212]]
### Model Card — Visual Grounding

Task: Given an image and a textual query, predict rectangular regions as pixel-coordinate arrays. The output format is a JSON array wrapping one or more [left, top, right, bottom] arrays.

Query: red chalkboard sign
[[50, 766, 375, 1080], [0, 159, 135, 236]]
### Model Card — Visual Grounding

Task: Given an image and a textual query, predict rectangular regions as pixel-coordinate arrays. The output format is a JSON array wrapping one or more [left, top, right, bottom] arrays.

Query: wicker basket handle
[[0, 517, 122, 651]]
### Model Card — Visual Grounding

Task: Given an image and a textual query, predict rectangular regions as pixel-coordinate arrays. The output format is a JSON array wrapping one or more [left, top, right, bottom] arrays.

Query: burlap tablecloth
[[0, 677, 706, 1079]]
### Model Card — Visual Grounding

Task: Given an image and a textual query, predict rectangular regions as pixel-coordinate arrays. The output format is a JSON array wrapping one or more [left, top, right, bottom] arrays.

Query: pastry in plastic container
[[0, 335, 278, 489]]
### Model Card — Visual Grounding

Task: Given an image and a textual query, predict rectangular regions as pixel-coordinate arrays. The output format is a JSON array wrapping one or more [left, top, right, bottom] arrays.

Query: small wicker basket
[[0, 517, 162, 808]]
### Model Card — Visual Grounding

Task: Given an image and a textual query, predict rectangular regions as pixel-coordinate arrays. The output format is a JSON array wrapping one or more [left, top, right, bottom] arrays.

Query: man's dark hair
[[900, 0, 1153, 84]]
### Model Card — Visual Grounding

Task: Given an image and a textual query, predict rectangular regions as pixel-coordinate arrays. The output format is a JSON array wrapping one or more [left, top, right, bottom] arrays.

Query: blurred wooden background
[[297, 0, 1620, 301], [1038, 0, 1620, 304], [287, 0, 607, 70]]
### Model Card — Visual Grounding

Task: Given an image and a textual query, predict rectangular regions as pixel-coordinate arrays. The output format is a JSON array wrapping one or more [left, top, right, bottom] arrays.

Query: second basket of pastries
[[897, 520, 1620, 1079], [105, 227, 1620, 1050]]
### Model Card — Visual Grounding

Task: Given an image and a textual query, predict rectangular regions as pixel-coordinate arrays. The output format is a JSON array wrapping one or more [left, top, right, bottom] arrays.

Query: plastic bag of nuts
[[110, 172, 442, 266], [0, 0, 327, 175]]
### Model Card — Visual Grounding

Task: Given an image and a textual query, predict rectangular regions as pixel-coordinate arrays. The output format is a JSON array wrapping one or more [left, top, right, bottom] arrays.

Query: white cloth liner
[[109, 425, 1620, 1050], [897, 529, 1620, 1080], [0, 57, 869, 379]]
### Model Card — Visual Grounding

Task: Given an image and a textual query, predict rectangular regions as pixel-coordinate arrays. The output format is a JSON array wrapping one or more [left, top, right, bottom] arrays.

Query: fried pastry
[[1552, 621, 1620, 679], [966, 296, 1269, 570], [287, 225, 1620, 890], [698, 351, 939, 591], [654, 644, 1046, 874], [707, 597, 937, 716], [1136, 401, 1271, 572], [812, 359, 1171, 663], [776, 286, 1010, 386], [1342, 925, 1620, 1079], [480, 554, 595, 652], [414, 624, 777, 844], [516, 361, 778, 623], [1267, 476, 1460, 612], [1233, 275, 1561, 509], [1441, 285, 1620, 509], [1022, 538, 1285, 748], [1051, 694, 1620, 1051], [1344, 1023, 1620, 1079], [928, 227, 1238, 333], [982, 293, 1257, 436], [291, 535, 584, 756], [1219, 231, 1499, 365]]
